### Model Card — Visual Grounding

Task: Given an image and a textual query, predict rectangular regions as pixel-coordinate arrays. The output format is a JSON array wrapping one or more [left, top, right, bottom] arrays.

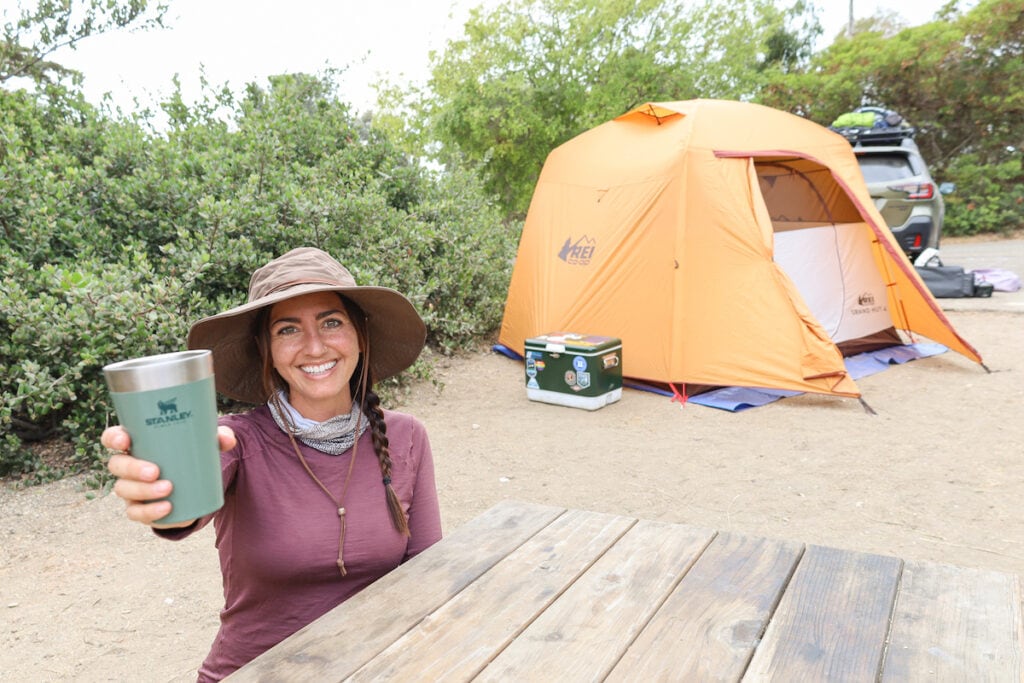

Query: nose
[[302, 328, 327, 355]]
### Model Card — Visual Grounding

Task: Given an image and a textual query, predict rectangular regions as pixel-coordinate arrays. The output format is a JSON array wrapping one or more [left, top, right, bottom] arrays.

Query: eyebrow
[[270, 308, 347, 327]]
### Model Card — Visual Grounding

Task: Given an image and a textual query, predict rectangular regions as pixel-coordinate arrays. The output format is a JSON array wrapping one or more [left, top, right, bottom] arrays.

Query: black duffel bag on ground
[[915, 265, 994, 298]]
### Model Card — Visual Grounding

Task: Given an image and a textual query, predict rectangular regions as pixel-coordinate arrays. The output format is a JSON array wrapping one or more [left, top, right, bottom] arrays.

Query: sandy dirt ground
[[2, 304, 1022, 682]]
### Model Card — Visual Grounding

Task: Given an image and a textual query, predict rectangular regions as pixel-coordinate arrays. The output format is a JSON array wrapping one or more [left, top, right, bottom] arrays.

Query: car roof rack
[[830, 125, 917, 147]]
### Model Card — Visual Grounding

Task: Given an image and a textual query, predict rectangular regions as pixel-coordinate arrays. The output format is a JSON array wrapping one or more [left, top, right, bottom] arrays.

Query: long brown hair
[[253, 294, 410, 536]]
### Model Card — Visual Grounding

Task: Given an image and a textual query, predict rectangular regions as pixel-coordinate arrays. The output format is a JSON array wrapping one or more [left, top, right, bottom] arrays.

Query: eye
[[273, 324, 299, 337], [322, 317, 344, 331]]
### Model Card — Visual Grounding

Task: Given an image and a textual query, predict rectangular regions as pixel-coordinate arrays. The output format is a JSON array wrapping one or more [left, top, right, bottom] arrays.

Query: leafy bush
[[0, 248, 209, 477], [0, 74, 517, 480], [942, 152, 1024, 237]]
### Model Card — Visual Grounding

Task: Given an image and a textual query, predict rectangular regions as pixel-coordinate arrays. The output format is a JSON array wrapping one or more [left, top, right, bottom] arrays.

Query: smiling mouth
[[301, 360, 337, 376]]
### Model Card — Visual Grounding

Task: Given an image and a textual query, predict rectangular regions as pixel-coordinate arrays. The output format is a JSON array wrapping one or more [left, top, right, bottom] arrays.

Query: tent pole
[[858, 396, 877, 415]]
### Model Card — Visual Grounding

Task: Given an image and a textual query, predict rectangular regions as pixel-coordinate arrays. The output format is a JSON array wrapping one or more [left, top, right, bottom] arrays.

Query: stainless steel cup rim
[[103, 349, 214, 393]]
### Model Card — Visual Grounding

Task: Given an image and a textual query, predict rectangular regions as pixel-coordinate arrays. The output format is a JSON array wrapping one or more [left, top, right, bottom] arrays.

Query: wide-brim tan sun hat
[[187, 247, 426, 404]]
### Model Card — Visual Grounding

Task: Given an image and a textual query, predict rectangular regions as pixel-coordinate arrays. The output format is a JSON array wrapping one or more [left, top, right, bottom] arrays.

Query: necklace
[[283, 404, 362, 577]]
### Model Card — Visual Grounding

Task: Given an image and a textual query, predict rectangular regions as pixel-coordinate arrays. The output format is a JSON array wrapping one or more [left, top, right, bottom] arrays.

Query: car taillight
[[887, 182, 935, 200]]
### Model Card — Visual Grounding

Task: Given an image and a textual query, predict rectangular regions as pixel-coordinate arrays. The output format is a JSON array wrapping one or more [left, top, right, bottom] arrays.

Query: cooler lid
[[525, 332, 621, 354]]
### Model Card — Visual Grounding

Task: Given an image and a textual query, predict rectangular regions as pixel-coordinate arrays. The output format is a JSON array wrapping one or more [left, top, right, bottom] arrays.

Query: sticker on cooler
[[525, 356, 539, 389], [565, 356, 590, 390]]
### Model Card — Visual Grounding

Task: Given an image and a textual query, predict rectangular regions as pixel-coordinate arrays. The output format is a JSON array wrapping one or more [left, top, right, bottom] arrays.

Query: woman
[[103, 247, 442, 681]]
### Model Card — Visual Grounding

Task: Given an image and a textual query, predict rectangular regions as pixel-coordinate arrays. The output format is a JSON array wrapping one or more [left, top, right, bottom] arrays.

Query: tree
[[760, 0, 1021, 169], [407, 0, 818, 218], [759, 0, 1023, 235], [0, 0, 167, 87]]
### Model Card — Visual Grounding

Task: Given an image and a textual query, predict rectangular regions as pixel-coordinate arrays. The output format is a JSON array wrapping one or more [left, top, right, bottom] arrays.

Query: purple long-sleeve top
[[158, 405, 442, 681]]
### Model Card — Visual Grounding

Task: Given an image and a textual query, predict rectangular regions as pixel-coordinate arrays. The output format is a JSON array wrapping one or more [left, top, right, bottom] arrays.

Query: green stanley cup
[[103, 350, 223, 524]]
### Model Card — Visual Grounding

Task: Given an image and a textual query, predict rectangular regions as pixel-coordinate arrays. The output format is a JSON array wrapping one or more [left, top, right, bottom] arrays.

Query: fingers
[[112, 471, 196, 527], [112, 470, 170, 504], [218, 425, 237, 452], [105, 424, 234, 457], [105, 423, 226, 529], [101, 425, 131, 453], [123, 499, 175, 525], [107, 452, 160, 482], [107, 444, 174, 527]]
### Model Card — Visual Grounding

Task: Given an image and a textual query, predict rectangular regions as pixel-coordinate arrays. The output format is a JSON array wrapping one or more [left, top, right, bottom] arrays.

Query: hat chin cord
[[277, 347, 370, 578]]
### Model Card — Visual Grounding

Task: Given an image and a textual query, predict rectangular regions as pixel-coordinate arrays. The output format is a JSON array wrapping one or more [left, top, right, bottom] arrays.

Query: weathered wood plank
[[882, 560, 1024, 681], [227, 501, 1023, 683], [743, 544, 902, 682], [606, 532, 804, 682], [226, 499, 564, 682], [346, 508, 635, 680], [475, 519, 716, 681]]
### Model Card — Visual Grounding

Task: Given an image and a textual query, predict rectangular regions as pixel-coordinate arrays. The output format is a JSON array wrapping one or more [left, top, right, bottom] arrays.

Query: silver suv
[[853, 137, 946, 261], [830, 108, 948, 262]]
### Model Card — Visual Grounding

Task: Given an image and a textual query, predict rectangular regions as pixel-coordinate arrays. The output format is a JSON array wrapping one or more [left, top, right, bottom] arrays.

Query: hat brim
[[187, 283, 426, 404]]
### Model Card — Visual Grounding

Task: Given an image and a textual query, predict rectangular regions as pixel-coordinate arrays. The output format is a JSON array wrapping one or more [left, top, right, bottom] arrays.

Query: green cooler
[[524, 333, 622, 410]]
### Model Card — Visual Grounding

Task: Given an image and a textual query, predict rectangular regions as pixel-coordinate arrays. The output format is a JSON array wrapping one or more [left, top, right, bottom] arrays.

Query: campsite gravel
[[2, 305, 1022, 682]]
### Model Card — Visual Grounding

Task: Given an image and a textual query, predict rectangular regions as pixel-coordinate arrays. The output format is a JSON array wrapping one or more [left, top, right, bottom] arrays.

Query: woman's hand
[[103, 425, 236, 529]]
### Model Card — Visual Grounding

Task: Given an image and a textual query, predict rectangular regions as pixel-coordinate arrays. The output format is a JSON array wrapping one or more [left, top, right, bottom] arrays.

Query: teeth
[[301, 361, 337, 375]]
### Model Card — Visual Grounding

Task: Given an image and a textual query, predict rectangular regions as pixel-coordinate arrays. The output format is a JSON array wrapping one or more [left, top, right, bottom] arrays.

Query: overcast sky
[[5, 0, 956, 115]]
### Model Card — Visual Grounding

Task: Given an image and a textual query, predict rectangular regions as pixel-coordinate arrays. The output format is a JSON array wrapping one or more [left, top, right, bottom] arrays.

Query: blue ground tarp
[[493, 342, 948, 412]]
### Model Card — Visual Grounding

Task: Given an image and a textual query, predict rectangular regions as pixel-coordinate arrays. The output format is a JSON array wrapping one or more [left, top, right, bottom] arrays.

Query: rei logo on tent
[[558, 235, 596, 265]]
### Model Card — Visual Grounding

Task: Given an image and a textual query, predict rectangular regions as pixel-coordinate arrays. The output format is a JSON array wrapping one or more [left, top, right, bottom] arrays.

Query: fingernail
[[141, 465, 159, 480], [154, 481, 172, 495]]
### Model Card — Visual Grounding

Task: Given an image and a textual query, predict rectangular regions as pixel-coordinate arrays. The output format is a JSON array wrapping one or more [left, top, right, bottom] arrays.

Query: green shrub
[[0, 74, 517, 480], [942, 152, 1024, 237], [0, 247, 209, 474]]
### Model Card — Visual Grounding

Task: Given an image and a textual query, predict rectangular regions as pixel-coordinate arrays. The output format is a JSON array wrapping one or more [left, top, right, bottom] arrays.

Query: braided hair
[[254, 294, 410, 536], [360, 385, 410, 536]]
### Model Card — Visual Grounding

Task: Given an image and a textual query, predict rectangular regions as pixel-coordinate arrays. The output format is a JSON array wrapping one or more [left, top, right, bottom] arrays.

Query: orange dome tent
[[498, 99, 982, 400]]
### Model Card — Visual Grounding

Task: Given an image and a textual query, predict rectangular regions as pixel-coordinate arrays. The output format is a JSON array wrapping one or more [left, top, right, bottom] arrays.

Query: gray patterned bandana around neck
[[268, 390, 368, 455]]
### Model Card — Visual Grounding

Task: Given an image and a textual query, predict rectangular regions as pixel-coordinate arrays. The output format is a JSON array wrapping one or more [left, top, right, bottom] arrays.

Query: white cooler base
[[526, 387, 622, 410]]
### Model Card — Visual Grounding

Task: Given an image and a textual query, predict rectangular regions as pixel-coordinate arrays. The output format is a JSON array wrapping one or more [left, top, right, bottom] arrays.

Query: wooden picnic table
[[228, 500, 1023, 681]]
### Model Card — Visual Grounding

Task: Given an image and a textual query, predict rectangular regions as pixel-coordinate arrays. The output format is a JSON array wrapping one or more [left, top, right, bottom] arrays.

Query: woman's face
[[267, 291, 361, 421]]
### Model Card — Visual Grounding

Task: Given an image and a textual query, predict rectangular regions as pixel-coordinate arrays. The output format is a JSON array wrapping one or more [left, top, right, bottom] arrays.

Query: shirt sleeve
[[402, 417, 443, 561]]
